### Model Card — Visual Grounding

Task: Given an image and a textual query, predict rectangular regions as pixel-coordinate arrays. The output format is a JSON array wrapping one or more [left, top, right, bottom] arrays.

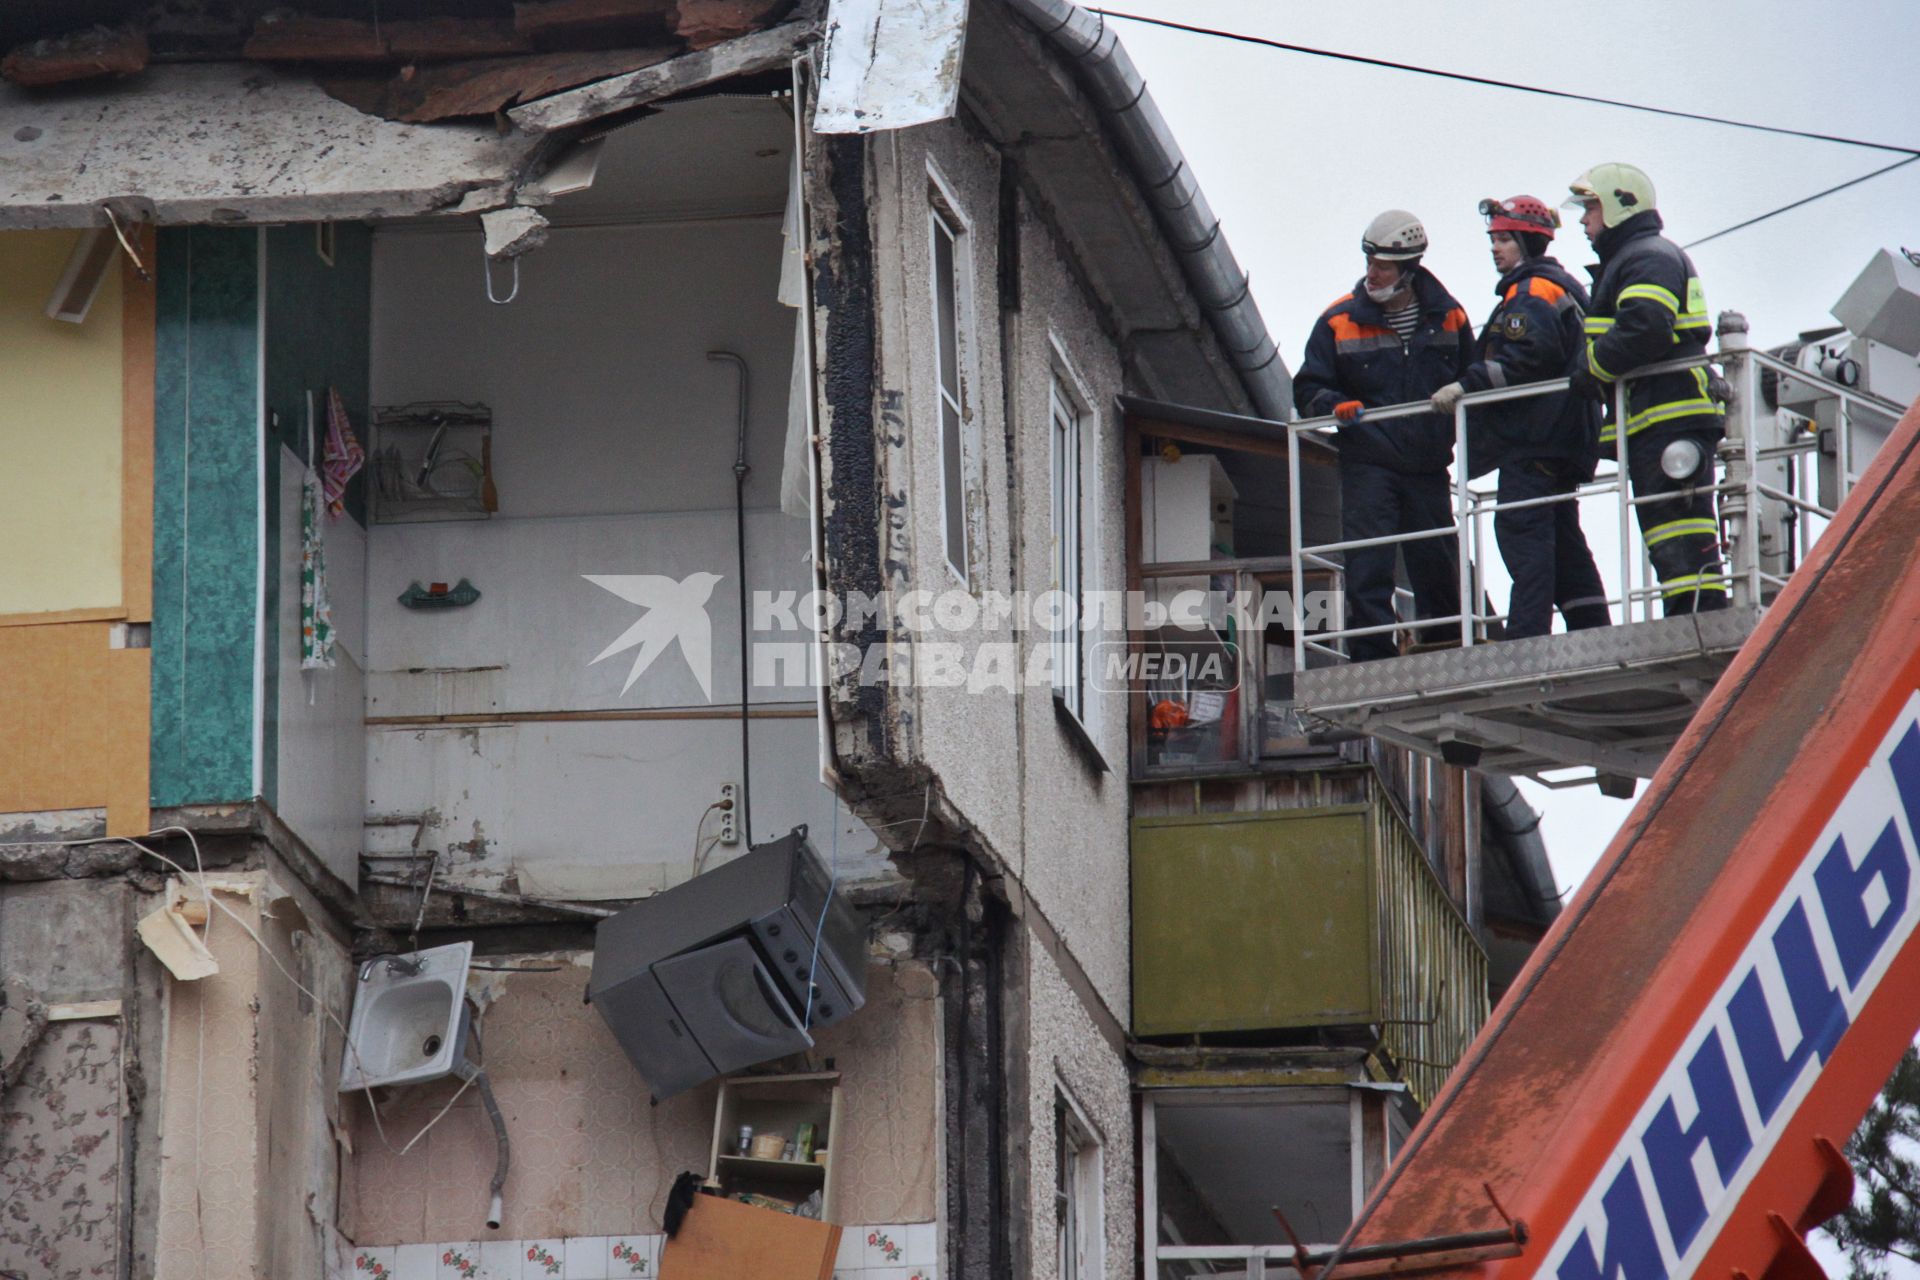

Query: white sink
[[339, 941, 474, 1091]]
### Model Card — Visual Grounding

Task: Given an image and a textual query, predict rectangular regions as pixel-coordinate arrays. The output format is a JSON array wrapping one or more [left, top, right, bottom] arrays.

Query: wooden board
[[658, 1194, 839, 1280], [0, 623, 149, 833]]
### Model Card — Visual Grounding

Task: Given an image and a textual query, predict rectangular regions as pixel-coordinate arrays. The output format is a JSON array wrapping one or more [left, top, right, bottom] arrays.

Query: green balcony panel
[[1133, 807, 1376, 1037], [1132, 789, 1489, 1106]]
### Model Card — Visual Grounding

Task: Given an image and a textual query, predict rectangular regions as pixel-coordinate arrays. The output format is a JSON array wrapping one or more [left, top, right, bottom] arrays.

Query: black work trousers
[[1627, 428, 1728, 616], [1495, 459, 1611, 639], [1339, 461, 1461, 662]]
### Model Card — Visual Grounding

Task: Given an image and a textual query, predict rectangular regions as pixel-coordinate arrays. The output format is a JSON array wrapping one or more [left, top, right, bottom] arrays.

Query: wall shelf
[[707, 1071, 843, 1222]]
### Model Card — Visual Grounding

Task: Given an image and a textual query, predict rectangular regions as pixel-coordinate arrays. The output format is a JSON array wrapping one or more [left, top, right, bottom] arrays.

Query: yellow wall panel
[[0, 230, 126, 618]]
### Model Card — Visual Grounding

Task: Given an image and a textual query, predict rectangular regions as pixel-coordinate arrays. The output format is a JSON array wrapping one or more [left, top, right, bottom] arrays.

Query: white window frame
[[1050, 373, 1084, 720], [927, 162, 974, 588], [1046, 338, 1109, 771], [1140, 1087, 1399, 1277], [1055, 1084, 1105, 1280]]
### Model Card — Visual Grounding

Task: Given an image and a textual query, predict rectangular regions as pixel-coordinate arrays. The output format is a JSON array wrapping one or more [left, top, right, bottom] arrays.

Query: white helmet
[[1362, 209, 1428, 261]]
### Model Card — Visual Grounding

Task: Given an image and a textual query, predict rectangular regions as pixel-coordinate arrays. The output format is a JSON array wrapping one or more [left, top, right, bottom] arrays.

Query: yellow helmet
[[1565, 163, 1656, 229]]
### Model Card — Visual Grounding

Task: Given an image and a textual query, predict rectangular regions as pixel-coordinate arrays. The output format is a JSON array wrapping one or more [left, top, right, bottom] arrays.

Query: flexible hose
[[474, 1070, 511, 1229]]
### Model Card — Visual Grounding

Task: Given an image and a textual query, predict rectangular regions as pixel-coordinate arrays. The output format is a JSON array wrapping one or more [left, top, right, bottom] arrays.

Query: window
[[929, 182, 970, 585], [1050, 375, 1083, 719], [1055, 1089, 1103, 1280]]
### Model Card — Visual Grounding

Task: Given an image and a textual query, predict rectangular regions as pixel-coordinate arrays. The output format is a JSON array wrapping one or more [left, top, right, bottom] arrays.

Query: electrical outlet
[[718, 783, 739, 845]]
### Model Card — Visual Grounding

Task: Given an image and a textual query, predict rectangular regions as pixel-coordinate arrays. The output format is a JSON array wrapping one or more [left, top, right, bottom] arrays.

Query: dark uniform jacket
[[1582, 210, 1723, 446], [1294, 267, 1475, 474], [1458, 256, 1597, 478]]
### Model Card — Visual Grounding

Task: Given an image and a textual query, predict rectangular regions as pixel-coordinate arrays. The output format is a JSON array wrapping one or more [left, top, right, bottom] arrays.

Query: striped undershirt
[[1383, 300, 1419, 344]]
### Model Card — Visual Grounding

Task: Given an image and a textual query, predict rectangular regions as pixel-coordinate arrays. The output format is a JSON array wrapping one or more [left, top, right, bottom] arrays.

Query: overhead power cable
[[1683, 155, 1920, 249], [1090, 10, 1920, 157]]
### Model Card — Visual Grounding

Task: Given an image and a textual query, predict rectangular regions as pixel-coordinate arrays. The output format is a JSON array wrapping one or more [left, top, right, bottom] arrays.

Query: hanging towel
[[322, 387, 365, 518]]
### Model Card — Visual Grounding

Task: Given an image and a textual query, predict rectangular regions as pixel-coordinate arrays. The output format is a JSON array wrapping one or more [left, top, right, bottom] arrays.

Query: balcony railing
[[1368, 777, 1488, 1107], [1279, 331, 1893, 670]]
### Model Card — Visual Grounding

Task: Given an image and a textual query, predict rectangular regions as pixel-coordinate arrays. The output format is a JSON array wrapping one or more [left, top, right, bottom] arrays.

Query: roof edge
[[1002, 0, 1290, 420]]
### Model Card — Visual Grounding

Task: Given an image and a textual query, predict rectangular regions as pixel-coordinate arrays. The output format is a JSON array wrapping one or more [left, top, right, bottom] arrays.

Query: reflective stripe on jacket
[[1581, 210, 1722, 446], [1293, 267, 1475, 474], [1457, 256, 1597, 478]]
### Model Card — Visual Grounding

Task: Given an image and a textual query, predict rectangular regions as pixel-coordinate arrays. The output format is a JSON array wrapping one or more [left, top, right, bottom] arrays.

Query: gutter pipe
[[1003, 0, 1291, 421], [1481, 774, 1562, 924]]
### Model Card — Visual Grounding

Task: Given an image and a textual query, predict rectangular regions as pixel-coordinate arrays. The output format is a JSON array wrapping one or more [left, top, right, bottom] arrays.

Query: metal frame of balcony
[[1272, 331, 1898, 784]]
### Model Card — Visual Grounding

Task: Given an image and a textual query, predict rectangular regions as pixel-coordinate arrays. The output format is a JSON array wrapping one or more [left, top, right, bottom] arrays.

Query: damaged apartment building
[[0, 1, 1560, 1278]]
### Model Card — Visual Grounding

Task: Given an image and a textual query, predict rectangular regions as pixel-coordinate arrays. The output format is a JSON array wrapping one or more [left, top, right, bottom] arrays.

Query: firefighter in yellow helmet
[[1565, 163, 1727, 615]]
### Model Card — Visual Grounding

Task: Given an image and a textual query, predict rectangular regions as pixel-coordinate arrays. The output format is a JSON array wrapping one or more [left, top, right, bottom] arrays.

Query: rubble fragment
[[1, 26, 148, 88], [243, 14, 389, 62]]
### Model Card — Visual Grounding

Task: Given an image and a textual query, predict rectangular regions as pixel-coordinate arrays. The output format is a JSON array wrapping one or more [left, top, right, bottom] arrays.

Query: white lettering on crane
[[1546, 693, 1920, 1280]]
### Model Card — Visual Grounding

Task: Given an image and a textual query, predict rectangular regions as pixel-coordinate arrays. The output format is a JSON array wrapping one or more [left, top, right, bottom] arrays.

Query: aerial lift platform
[[1309, 393, 1920, 1278], [1279, 255, 1919, 789]]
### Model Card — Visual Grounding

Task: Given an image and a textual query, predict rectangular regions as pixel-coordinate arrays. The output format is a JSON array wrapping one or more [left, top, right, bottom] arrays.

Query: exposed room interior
[[263, 93, 887, 906]]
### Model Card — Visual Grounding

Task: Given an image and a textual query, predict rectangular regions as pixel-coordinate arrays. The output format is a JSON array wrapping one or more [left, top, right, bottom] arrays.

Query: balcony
[[1131, 764, 1487, 1108]]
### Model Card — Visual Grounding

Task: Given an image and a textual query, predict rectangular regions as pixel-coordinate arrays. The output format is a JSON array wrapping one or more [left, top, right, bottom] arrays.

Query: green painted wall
[[151, 228, 261, 808], [260, 223, 373, 806]]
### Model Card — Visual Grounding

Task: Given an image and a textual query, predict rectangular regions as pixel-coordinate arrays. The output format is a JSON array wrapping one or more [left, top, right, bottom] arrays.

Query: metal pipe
[[1005, 0, 1290, 419], [1454, 402, 1472, 648], [709, 349, 754, 845]]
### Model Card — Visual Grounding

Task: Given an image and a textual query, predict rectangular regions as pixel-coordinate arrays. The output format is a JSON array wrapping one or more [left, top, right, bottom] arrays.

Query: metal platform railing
[[1280, 327, 1898, 673]]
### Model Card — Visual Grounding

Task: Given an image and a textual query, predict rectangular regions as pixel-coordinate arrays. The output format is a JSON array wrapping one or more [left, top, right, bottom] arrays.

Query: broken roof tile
[[385, 18, 534, 62], [323, 46, 677, 123], [243, 15, 389, 63], [1, 25, 148, 88], [675, 0, 794, 51]]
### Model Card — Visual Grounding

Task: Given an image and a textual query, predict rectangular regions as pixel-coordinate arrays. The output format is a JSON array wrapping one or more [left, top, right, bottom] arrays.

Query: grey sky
[[1111, 0, 1920, 892]]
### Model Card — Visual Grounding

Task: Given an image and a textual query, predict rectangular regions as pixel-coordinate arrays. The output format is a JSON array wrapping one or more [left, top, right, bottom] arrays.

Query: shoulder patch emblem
[[1502, 313, 1529, 340]]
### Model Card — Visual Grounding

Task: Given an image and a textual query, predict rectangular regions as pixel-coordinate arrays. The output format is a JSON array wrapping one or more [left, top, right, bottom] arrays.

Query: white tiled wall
[[832, 1222, 939, 1280], [339, 1233, 663, 1280], [339, 1222, 937, 1280]]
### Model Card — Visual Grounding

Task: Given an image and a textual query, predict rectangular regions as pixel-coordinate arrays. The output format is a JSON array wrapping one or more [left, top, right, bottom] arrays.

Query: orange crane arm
[[1345, 397, 1920, 1280]]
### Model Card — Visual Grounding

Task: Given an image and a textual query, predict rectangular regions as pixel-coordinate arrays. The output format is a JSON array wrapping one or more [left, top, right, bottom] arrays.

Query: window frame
[[927, 162, 974, 589], [1045, 338, 1109, 773], [1054, 1084, 1105, 1280], [1049, 372, 1083, 720]]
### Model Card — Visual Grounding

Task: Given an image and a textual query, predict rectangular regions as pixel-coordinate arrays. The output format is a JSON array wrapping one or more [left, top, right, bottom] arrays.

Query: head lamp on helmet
[[1479, 195, 1560, 237]]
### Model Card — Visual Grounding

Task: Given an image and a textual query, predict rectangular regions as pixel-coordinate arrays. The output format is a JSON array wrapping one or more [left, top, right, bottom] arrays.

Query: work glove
[[1567, 364, 1607, 404], [1429, 382, 1465, 415], [1333, 400, 1365, 423]]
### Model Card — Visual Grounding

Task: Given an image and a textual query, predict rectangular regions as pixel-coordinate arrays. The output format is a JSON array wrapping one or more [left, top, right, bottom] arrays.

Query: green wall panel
[[1131, 807, 1377, 1037], [151, 227, 260, 808], [260, 223, 373, 806]]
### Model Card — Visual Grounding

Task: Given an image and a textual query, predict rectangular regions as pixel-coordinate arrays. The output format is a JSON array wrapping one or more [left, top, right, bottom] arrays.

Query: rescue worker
[[1429, 196, 1611, 639], [1295, 210, 1473, 661], [1564, 163, 1728, 614]]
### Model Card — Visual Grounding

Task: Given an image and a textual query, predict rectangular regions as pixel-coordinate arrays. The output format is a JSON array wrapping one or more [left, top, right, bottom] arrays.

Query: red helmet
[[1479, 195, 1560, 237]]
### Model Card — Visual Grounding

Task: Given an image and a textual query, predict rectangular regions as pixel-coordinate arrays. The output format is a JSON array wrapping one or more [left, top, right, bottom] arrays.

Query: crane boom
[[1343, 397, 1920, 1279]]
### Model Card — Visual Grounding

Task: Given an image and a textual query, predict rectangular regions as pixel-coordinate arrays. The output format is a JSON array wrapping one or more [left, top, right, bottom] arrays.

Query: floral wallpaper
[[345, 960, 938, 1244], [0, 1019, 123, 1280]]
